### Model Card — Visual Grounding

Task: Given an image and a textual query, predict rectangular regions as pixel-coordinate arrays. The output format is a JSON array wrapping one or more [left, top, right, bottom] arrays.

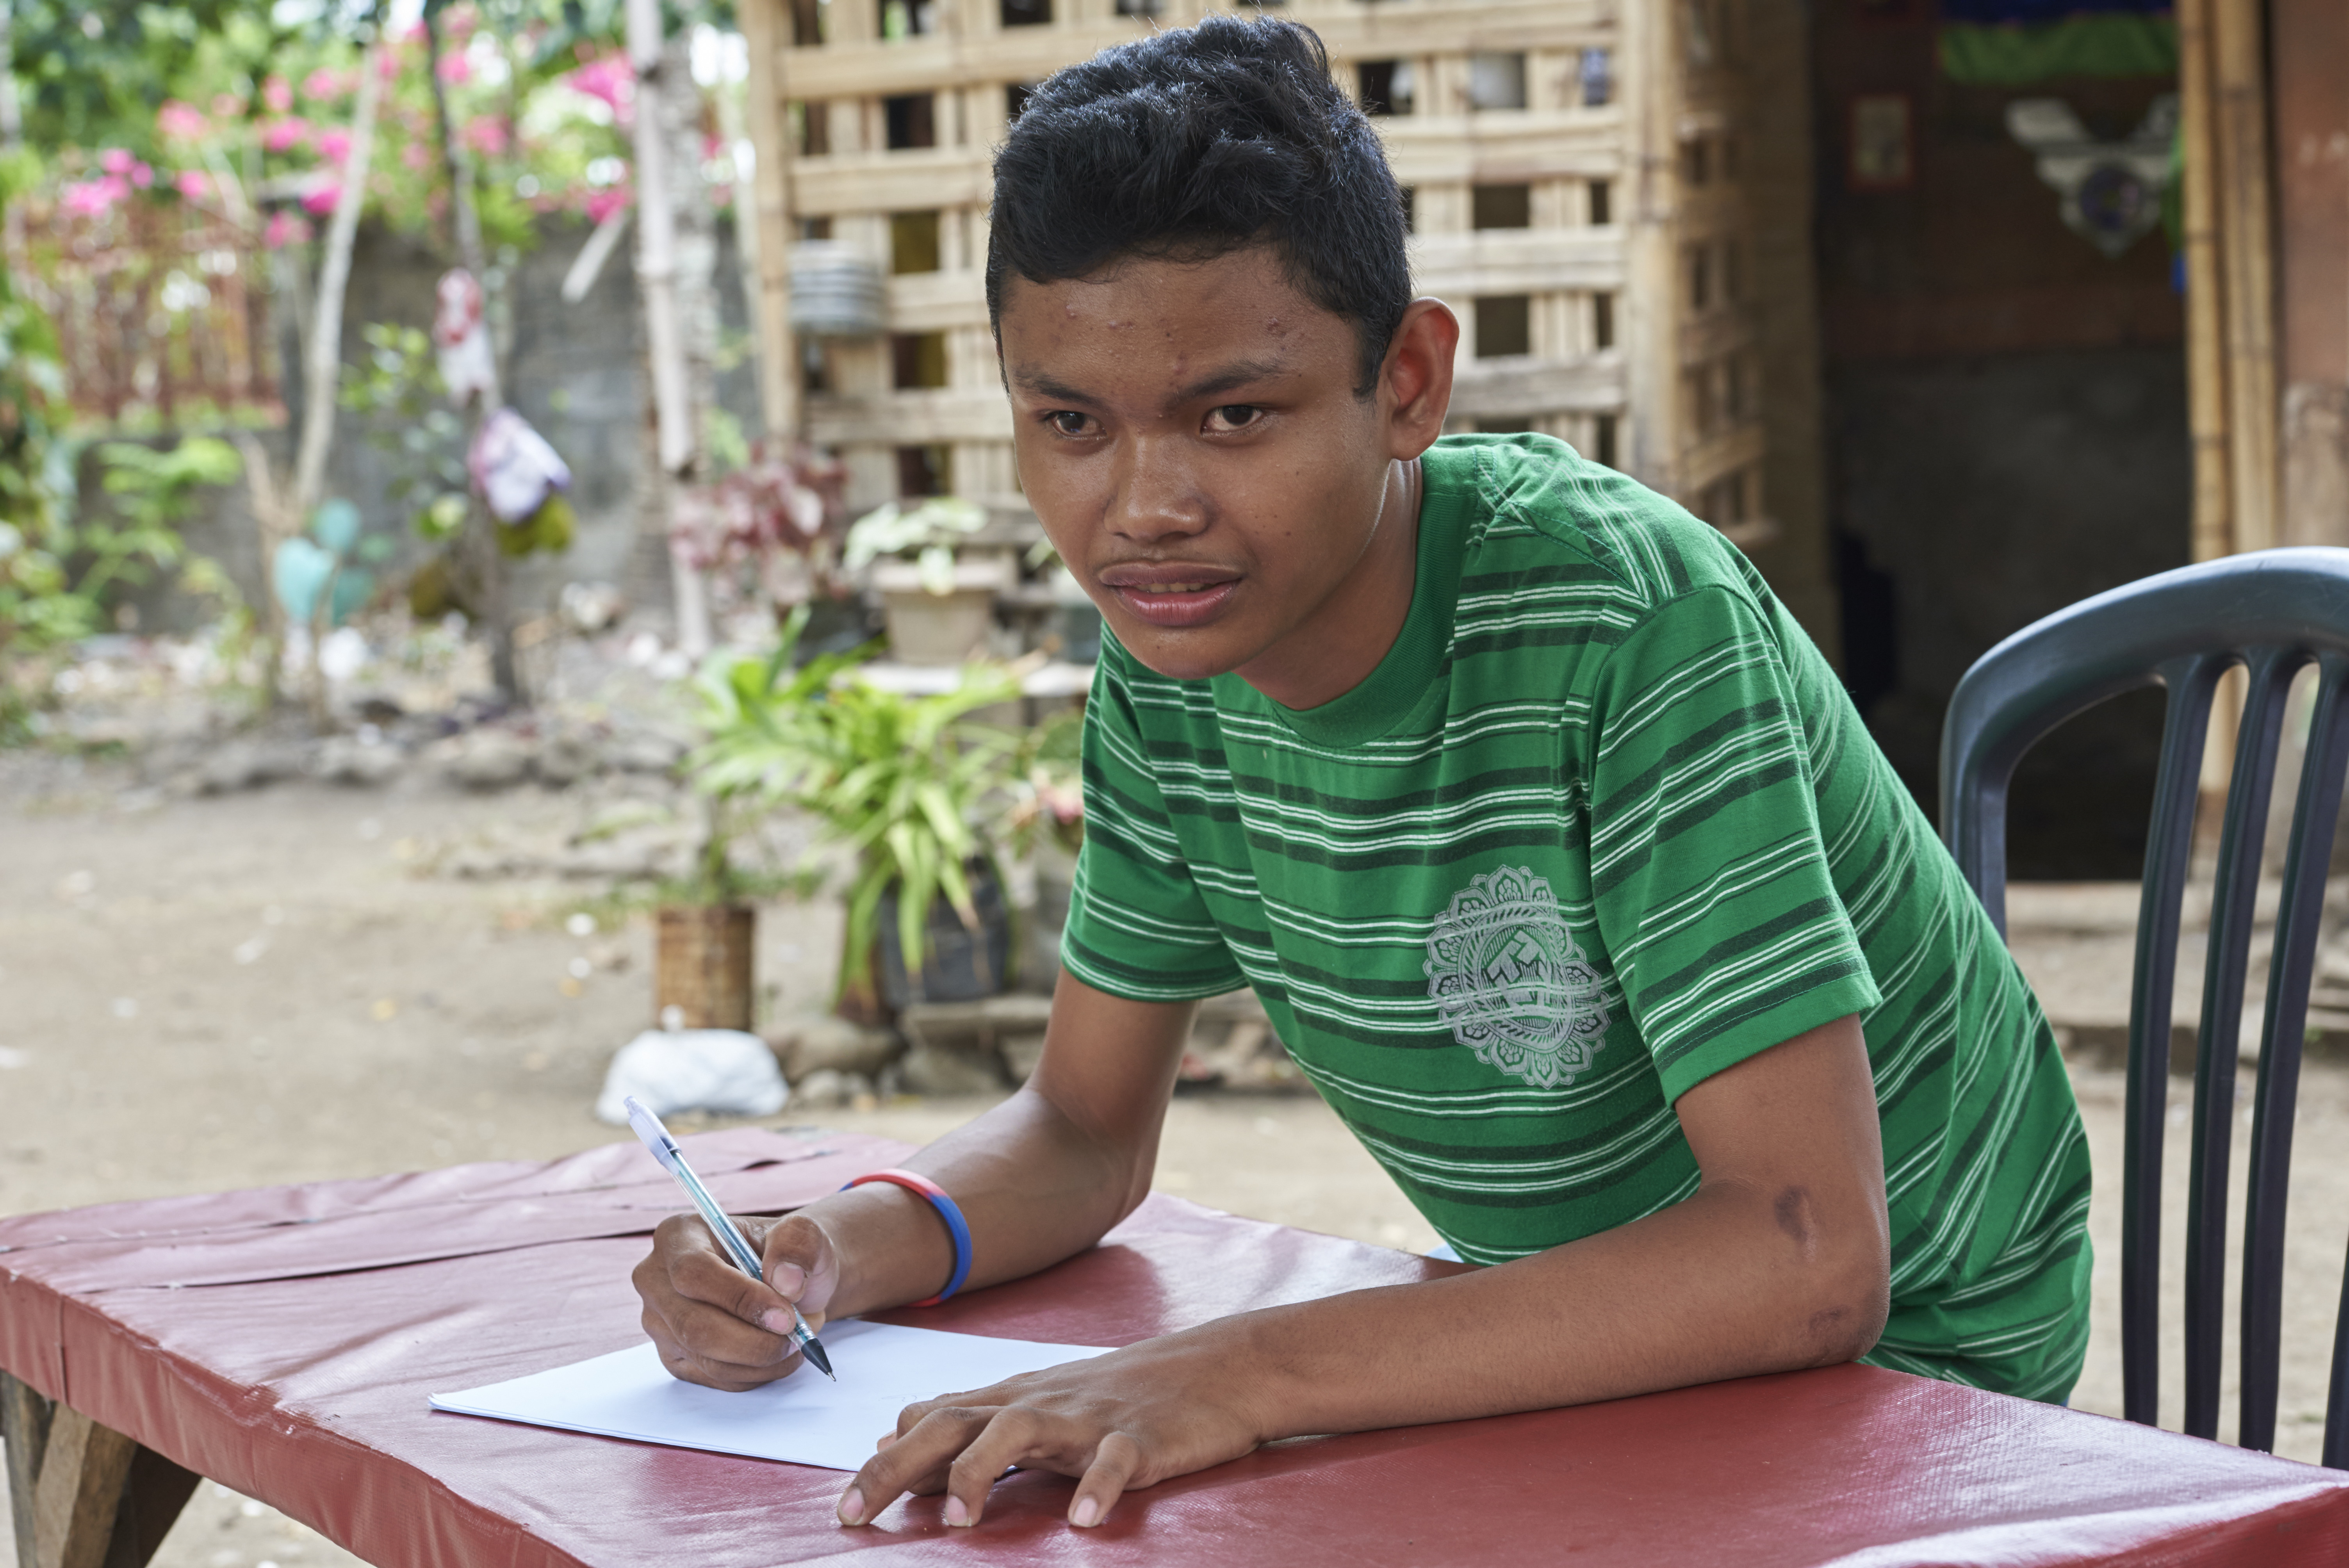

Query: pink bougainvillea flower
[[157, 101, 209, 141], [566, 53, 632, 113], [261, 118, 313, 153], [317, 128, 352, 163], [62, 177, 129, 218], [583, 187, 631, 225], [176, 170, 212, 201], [263, 210, 312, 249], [461, 116, 508, 155], [100, 148, 134, 175], [436, 50, 472, 85], [263, 75, 294, 112], [129, 162, 154, 189], [301, 67, 347, 101], [300, 182, 342, 216]]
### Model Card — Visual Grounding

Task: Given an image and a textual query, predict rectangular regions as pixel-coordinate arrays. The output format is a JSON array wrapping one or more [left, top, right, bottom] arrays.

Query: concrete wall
[[133, 216, 763, 634]]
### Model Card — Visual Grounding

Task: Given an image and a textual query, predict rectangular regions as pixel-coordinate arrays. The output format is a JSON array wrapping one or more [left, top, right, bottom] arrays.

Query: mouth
[[1095, 565, 1241, 630]]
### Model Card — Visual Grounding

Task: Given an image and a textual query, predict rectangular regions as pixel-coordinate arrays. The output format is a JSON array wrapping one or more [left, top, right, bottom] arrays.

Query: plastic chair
[[1939, 546, 2349, 1466]]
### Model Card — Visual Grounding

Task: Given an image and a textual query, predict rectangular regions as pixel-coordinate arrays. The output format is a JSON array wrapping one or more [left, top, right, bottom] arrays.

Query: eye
[[1205, 404, 1264, 432], [1045, 410, 1095, 437]]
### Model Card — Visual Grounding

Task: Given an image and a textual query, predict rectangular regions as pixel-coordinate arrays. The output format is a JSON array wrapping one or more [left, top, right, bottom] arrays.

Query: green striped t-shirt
[[1061, 433, 2092, 1402]]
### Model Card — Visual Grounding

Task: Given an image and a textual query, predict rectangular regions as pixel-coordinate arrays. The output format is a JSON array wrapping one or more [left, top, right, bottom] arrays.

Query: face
[[997, 247, 1454, 706]]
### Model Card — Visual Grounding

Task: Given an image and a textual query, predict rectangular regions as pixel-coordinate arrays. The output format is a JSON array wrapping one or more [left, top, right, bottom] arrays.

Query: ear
[[1378, 298, 1460, 461]]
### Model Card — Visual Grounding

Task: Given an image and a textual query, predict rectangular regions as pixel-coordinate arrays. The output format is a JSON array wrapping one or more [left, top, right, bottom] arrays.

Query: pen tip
[[804, 1340, 836, 1381]]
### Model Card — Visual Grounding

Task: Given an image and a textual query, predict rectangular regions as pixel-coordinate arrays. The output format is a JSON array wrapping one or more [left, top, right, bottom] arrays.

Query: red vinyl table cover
[[3, 1126, 2346, 1567]]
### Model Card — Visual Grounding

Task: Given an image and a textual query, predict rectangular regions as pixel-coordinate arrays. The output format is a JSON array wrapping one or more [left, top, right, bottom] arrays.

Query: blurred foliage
[[0, 434, 242, 741], [340, 322, 469, 539], [0, 169, 72, 740], [6, 0, 296, 164], [14, 0, 714, 262]]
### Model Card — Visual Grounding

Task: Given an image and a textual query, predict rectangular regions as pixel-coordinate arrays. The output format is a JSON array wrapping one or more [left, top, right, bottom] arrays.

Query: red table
[[3, 1127, 2346, 1566]]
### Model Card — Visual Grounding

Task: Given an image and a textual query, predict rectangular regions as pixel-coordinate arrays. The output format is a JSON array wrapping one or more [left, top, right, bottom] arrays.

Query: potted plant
[[690, 606, 1027, 1020], [645, 786, 769, 1033], [842, 496, 1014, 666]]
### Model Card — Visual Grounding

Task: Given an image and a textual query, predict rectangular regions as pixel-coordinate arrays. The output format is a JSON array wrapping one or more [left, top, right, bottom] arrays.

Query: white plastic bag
[[594, 1028, 789, 1125], [469, 407, 573, 524]]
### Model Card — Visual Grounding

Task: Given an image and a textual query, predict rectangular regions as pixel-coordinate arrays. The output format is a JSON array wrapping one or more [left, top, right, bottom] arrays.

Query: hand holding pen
[[624, 1096, 836, 1381]]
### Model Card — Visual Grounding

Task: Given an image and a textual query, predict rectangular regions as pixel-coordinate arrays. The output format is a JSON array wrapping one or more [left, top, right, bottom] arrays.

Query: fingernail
[[1072, 1497, 1101, 1529], [770, 1261, 806, 1295], [760, 1308, 795, 1335], [836, 1488, 864, 1526], [945, 1496, 971, 1527]]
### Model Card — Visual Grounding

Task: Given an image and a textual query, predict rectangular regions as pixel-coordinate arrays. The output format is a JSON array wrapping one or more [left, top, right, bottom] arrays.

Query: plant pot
[[872, 557, 1016, 666], [874, 861, 1014, 1010], [654, 904, 757, 1030]]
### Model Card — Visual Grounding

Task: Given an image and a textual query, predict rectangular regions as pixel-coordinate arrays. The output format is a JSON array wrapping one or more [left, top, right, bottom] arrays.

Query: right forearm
[[659, 977, 1194, 1388], [814, 1082, 1155, 1317]]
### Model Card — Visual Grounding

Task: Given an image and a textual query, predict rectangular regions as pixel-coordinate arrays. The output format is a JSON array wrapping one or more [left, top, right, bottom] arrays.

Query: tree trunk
[[423, 5, 520, 702], [290, 45, 382, 527], [627, 0, 711, 655]]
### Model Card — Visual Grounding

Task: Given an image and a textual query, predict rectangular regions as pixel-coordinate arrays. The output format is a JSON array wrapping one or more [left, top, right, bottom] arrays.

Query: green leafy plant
[[88, 435, 242, 594], [689, 606, 1026, 999], [1, 432, 242, 741], [340, 323, 472, 543]]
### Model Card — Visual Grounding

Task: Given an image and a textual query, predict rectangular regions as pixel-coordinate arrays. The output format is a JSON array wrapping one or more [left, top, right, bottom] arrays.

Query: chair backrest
[[1939, 546, 2349, 1465]]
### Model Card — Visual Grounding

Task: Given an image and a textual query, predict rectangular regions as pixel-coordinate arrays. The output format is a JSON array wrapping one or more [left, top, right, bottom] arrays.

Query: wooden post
[[2177, 0, 2234, 565], [739, 0, 802, 445], [2, 1374, 197, 1568], [2272, 0, 2349, 552], [2211, 0, 2281, 556], [1618, 0, 1681, 497], [5, 1371, 53, 1568]]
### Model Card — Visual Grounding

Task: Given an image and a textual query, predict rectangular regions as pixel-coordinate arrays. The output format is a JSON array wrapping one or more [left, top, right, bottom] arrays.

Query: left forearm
[[1219, 1176, 1889, 1442]]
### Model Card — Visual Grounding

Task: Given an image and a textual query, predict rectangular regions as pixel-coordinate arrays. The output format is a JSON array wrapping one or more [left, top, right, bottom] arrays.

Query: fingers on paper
[[843, 1405, 1148, 1531]]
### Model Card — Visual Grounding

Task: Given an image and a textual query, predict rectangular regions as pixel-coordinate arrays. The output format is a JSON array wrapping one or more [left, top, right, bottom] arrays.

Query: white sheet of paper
[[428, 1320, 1113, 1472]]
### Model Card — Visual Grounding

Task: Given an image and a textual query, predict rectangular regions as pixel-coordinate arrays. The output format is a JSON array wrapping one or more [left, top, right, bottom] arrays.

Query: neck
[[1236, 457, 1423, 711]]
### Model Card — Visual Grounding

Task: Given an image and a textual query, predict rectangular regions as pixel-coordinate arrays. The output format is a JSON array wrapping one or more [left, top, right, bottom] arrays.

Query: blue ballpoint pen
[[623, 1096, 836, 1381]]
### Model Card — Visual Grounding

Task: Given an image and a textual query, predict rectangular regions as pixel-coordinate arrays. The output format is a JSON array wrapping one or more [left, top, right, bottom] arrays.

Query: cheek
[[1012, 438, 1102, 554]]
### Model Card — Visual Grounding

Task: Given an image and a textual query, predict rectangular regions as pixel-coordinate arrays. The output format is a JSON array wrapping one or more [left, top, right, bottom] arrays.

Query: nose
[[1106, 431, 1210, 547]]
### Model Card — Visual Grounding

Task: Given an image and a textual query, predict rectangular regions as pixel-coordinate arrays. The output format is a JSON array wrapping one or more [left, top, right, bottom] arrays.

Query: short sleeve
[[1058, 643, 1248, 1002], [1587, 585, 1882, 1102]]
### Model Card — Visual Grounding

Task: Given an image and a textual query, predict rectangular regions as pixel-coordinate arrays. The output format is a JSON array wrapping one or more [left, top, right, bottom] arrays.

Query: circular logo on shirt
[[1424, 866, 1611, 1089]]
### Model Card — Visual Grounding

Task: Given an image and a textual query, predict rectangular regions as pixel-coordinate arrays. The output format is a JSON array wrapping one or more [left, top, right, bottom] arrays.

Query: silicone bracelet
[[840, 1168, 972, 1305]]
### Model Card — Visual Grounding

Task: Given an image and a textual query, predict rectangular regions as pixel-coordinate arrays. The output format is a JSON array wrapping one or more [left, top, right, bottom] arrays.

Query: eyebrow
[[1007, 357, 1296, 408]]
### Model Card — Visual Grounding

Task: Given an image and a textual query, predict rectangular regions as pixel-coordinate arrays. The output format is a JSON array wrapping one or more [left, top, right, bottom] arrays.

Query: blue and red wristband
[[840, 1167, 972, 1306]]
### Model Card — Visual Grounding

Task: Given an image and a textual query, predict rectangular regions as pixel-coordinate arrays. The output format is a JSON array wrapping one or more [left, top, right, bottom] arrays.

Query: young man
[[633, 15, 2091, 1532]]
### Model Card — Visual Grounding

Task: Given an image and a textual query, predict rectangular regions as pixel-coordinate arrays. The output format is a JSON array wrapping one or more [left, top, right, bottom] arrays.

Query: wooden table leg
[[1, 1373, 199, 1568]]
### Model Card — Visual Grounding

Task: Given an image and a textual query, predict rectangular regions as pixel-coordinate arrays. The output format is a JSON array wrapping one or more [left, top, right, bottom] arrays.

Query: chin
[[1109, 620, 1252, 684]]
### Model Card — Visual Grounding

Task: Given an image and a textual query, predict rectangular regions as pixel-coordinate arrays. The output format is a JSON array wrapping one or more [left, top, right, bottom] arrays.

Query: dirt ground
[[2, 761, 2344, 1567]]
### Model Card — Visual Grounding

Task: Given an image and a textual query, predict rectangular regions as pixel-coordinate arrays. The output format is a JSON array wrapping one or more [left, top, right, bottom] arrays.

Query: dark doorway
[[1810, 7, 2187, 879]]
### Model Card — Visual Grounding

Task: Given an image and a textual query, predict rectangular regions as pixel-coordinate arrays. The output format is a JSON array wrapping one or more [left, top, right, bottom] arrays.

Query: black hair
[[986, 16, 1411, 395]]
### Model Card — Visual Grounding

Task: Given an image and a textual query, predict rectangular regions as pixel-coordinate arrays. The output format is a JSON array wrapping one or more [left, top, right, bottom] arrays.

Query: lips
[[1096, 563, 1241, 630]]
